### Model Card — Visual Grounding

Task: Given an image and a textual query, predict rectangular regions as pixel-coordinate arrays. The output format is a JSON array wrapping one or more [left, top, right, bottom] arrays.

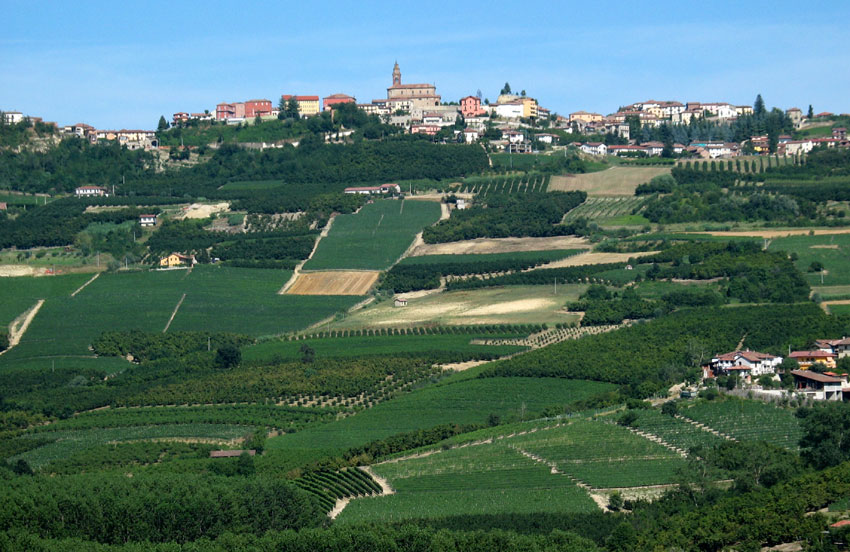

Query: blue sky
[[2, 0, 848, 129]]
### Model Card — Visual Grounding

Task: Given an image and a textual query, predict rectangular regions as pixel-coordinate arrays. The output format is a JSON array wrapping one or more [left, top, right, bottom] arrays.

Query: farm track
[[162, 293, 186, 333], [278, 215, 336, 295], [329, 466, 395, 519], [70, 273, 100, 297], [1, 299, 45, 356]]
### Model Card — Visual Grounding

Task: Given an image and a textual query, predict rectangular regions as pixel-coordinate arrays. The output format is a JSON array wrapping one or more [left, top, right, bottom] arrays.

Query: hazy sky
[[2, 0, 848, 129]]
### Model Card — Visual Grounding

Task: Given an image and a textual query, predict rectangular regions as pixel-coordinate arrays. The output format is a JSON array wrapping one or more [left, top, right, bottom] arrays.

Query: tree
[[157, 116, 169, 132], [300, 344, 315, 364], [286, 97, 300, 119], [607, 491, 624, 511], [0, 331, 8, 352], [807, 104, 814, 118], [797, 403, 850, 469], [500, 82, 512, 95], [520, 89, 526, 97], [215, 345, 241, 369], [754, 94, 766, 117], [661, 401, 678, 417]]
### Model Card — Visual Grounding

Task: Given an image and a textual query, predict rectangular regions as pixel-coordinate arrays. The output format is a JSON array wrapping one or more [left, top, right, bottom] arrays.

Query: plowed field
[[286, 271, 380, 295]]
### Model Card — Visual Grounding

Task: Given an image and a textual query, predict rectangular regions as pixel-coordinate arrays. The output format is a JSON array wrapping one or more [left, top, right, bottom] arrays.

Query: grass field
[[768, 233, 850, 286], [1, 266, 361, 360], [13, 424, 252, 469], [265, 377, 615, 468], [681, 399, 803, 450], [549, 166, 671, 196], [337, 444, 597, 523], [0, 191, 50, 205], [285, 271, 380, 295], [243, 333, 528, 362], [0, 273, 90, 327], [304, 200, 442, 271], [827, 303, 850, 316], [325, 285, 586, 330]]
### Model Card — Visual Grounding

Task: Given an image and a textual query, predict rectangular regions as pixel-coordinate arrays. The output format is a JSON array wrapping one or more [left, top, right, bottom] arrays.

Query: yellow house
[[789, 350, 837, 370], [521, 98, 539, 119], [160, 253, 195, 267]]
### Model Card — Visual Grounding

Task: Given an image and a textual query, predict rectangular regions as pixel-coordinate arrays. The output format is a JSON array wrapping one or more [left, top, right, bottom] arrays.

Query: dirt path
[[439, 202, 450, 221], [360, 466, 394, 495], [279, 215, 336, 294], [1, 300, 45, 356], [71, 273, 100, 297], [328, 497, 351, 520], [162, 293, 186, 333], [437, 359, 490, 372], [820, 299, 850, 314]]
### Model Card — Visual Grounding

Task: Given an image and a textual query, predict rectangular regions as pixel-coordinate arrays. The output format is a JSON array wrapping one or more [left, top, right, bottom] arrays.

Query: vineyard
[[632, 408, 727, 453], [337, 444, 597, 523], [506, 419, 688, 488], [295, 468, 383, 513], [459, 173, 551, 195], [677, 155, 798, 174], [562, 197, 647, 222], [680, 399, 803, 450], [473, 323, 627, 349], [12, 424, 252, 468]]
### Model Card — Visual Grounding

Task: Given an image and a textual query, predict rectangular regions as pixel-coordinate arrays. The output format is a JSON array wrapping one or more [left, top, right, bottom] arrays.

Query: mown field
[[1, 266, 360, 360], [0, 273, 90, 326], [265, 377, 615, 468], [768, 233, 850, 286], [549, 166, 670, 196], [304, 200, 442, 271], [338, 444, 597, 523], [243, 333, 528, 363], [325, 285, 586, 330]]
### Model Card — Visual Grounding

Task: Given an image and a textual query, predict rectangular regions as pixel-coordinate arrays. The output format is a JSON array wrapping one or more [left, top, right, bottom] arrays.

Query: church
[[385, 62, 441, 111]]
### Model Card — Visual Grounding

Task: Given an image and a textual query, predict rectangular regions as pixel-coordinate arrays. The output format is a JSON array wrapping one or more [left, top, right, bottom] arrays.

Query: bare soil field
[[537, 250, 658, 269], [177, 202, 230, 220], [690, 228, 850, 238], [410, 236, 591, 256], [549, 166, 671, 196], [286, 271, 380, 296], [0, 265, 40, 277]]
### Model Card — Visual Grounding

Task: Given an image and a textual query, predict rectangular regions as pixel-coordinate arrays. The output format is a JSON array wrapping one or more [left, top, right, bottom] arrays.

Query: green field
[[680, 399, 803, 450], [243, 333, 527, 362], [304, 199, 441, 271], [827, 304, 850, 316], [768, 233, 850, 286], [337, 444, 597, 523], [633, 408, 727, 452], [12, 424, 252, 469], [0, 191, 49, 205], [1, 266, 360, 360], [563, 197, 647, 224], [218, 179, 286, 190], [0, 273, 90, 326], [265, 377, 615, 467], [507, 419, 687, 488]]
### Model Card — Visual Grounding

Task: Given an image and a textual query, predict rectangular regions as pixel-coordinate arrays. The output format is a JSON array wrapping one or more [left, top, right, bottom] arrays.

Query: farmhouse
[[75, 185, 107, 197], [160, 253, 196, 267], [791, 370, 845, 401], [580, 142, 607, 156], [815, 338, 850, 358], [789, 350, 837, 370], [394, 298, 408, 307], [139, 214, 157, 227], [709, 350, 783, 377], [344, 184, 402, 195]]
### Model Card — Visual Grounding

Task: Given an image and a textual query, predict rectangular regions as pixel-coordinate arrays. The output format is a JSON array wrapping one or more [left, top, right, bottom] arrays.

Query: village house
[[580, 142, 607, 156], [462, 128, 480, 142], [455, 199, 468, 210], [280, 95, 320, 117], [834, 127, 847, 140], [789, 350, 837, 370], [393, 298, 408, 307], [459, 95, 485, 118], [160, 253, 196, 268], [75, 185, 107, 198], [139, 214, 157, 227], [493, 102, 524, 119], [3, 111, 24, 125], [502, 130, 525, 144], [569, 111, 603, 124], [708, 350, 783, 379], [322, 93, 356, 111], [343, 184, 401, 195], [172, 112, 189, 126], [0, 202, 7, 211], [410, 123, 440, 135], [791, 370, 845, 401], [786, 107, 803, 128], [534, 133, 558, 145], [607, 145, 647, 156], [815, 338, 850, 359]]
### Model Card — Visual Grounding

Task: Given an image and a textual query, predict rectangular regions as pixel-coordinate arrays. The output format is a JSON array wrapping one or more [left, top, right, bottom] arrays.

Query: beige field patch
[[538, 250, 658, 269], [463, 298, 556, 316], [286, 271, 380, 295], [549, 166, 671, 196], [178, 202, 230, 220], [0, 265, 40, 277], [810, 244, 840, 249], [410, 236, 591, 256]]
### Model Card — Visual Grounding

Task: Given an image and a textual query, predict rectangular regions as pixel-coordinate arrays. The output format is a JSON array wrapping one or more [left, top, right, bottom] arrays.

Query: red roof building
[[323, 93, 356, 111]]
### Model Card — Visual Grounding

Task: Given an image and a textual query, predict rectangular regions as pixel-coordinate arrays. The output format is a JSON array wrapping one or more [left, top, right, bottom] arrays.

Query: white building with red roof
[[343, 184, 402, 195], [75, 185, 107, 198], [709, 349, 783, 378]]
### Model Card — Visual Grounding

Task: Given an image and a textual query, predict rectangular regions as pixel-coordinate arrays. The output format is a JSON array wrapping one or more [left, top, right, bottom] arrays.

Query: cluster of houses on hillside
[[703, 339, 850, 401]]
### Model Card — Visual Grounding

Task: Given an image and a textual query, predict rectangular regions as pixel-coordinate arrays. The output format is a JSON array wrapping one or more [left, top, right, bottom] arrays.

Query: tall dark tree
[[500, 82, 512, 95], [807, 104, 814, 118], [157, 116, 169, 132], [754, 94, 766, 117]]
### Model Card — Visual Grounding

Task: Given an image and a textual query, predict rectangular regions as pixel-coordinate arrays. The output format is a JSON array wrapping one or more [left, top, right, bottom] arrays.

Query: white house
[[493, 102, 524, 119], [700, 102, 738, 120], [462, 128, 480, 142], [456, 199, 468, 210], [709, 350, 783, 378], [580, 142, 607, 156], [815, 338, 850, 359], [75, 185, 107, 198], [344, 183, 401, 195], [535, 133, 558, 145], [783, 140, 814, 156], [503, 130, 525, 144], [139, 214, 157, 227], [3, 111, 24, 125]]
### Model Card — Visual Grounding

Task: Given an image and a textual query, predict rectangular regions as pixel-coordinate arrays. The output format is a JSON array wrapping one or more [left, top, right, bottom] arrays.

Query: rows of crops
[[29, 404, 334, 433], [295, 468, 382, 512], [680, 399, 803, 450], [459, 173, 550, 195], [562, 197, 646, 222], [506, 419, 688, 488], [337, 444, 596, 523], [12, 424, 252, 469], [677, 155, 798, 174], [632, 408, 727, 453], [304, 199, 442, 271]]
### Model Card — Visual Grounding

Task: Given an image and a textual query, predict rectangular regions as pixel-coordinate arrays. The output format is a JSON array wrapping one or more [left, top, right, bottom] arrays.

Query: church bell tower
[[392, 61, 401, 86]]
